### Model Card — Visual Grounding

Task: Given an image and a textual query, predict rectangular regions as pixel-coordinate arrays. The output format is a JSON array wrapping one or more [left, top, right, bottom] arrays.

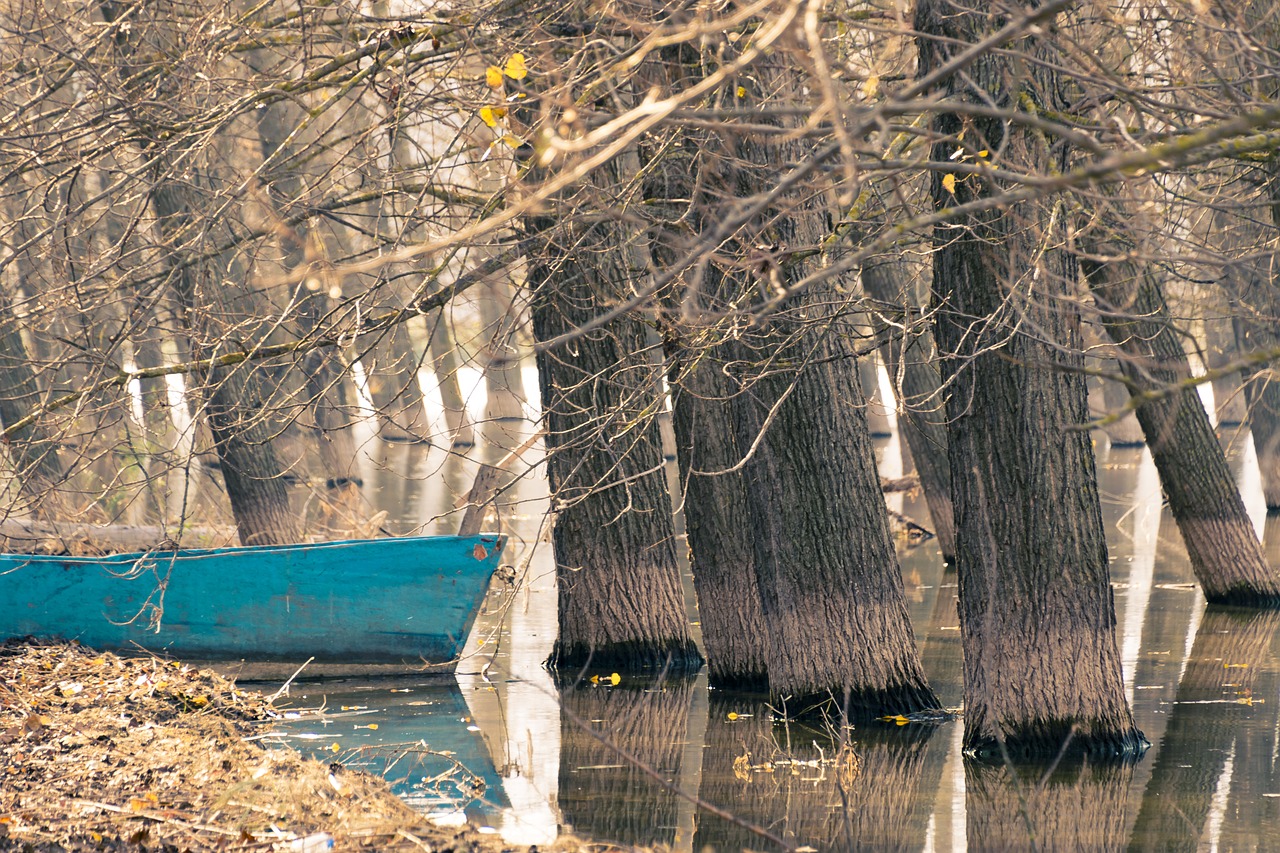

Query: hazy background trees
[[6, 0, 1280, 749]]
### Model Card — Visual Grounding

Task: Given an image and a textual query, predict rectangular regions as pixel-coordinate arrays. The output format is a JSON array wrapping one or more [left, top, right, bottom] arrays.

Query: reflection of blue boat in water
[[0, 534, 505, 672], [268, 681, 510, 821]]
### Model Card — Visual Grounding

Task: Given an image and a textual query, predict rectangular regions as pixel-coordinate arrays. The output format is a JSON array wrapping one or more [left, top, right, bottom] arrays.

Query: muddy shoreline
[[0, 640, 556, 852]]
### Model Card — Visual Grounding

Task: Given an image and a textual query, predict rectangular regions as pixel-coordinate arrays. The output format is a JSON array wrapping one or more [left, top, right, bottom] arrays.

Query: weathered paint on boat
[[0, 534, 505, 669]]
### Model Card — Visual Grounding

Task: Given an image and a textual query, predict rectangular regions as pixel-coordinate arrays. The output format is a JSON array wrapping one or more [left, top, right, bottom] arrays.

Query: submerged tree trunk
[[917, 0, 1144, 757], [667, 362, 770, 689], [861, 257, 957, 561], [1081, 231, 1280, 604], [527, 146, 700, 673]]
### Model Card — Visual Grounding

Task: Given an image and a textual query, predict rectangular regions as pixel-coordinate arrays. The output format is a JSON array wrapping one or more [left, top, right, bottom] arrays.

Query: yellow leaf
[[726, 712, 739, 721], [736, 85, 747, 99], [479, 107, 498, 128], [862, 74, 879, 99], [504, 53, 528, 80], [590, 674, 600, 684], [942, 173, 957, 194], [330, 742, 341, 752], [977, 149, 989, 158], [609, 672, 621, 686], [367, 723, 379, 730], [485, 66, 503, 89], [500, 133, 522, 148]]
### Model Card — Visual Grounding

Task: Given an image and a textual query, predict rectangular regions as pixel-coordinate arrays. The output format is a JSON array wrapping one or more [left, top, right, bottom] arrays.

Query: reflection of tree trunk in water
[[917, 0, 1142, 757], [526, 143, 699, 673], [692, 695, 943, 852], [425, 308, 474, 448], [691, 696, 783, 852], [967, 757, 1134, 850], [1127, 607, 1280, 852], [861, 257, 956, 560], [1081, 238, 1280, 603], [556, 677, 697, 848]]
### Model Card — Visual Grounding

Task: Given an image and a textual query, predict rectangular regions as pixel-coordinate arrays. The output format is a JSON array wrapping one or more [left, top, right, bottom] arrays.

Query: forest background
[[5, 0, 1280, 759]]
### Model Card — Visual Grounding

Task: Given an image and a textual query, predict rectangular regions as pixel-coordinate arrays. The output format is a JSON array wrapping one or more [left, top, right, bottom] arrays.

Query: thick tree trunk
[[1081, 242, 1280, 604], [667, 341, 770, 690], [917, 0, 1144, 757], [526, 148, 700, 673], [252, 84, 364, 526], [1230, 245, 1280, 510], [861, 257, 957, 561], [99, 0, 300, 547]]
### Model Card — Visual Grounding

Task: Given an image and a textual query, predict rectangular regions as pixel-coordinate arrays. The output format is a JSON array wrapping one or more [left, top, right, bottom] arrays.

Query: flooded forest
[[6, 0, 1280, 848]]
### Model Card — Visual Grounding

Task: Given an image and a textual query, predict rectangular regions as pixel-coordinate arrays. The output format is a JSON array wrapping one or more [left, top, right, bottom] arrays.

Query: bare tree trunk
[[425, 308, 475, 447], [1204, 314, 1248, 426], [667, 328, 770, 690], [861, 257, 957, 561], [0, 282, 66, 518], [1081, 237, 1280, 604], [251, 83, 366, 532], [527, 146, 700, 673], [97, 0, 299, 546], [917, 0, 1144, 757]]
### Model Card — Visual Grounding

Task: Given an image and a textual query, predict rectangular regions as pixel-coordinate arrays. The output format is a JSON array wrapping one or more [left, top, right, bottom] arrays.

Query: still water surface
[[261, 370, 1280, 850]]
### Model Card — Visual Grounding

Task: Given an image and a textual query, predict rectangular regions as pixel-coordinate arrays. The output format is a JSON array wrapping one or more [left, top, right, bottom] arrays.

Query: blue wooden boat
[[0, 533, 504, 673]]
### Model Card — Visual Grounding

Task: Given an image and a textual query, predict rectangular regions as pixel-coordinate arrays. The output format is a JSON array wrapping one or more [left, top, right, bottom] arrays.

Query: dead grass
[[0, 639, 568, 852]]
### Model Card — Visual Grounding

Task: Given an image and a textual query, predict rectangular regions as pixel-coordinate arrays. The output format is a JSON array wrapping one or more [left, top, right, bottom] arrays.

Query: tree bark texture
[[1081, 242, 1280, 604], [147, 181, 302, 547], [726, 134, 939, 716], [668, 358, 770, 689], [648, 47, 939, 716], [861, 257, 957, 561], [526, 148, 700, 673], [917, 0, 1144, 757]]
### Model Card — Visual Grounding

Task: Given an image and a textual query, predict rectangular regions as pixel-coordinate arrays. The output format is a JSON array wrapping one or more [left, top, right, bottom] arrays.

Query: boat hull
[[0, 534, 504, 670]]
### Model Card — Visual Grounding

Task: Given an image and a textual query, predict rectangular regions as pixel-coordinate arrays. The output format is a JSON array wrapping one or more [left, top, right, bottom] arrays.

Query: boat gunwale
[[0, 532, 507, 568]]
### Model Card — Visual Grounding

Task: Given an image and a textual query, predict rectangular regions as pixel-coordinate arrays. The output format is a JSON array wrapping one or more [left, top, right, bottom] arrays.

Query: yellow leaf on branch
[[504, 53, 528, 80]]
